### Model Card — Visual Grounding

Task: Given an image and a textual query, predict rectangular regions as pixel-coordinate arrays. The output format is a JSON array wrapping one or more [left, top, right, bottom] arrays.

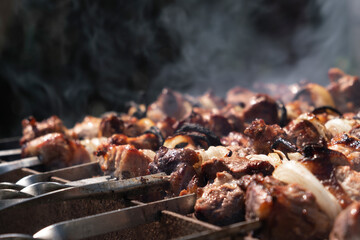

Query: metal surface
[[16, 162, 101, 186], [0, 148, 21, 158], [0, 172, 168, 211], [0, 189, 33, 200], [0, 137, 261, 239], [0, 182, 23, 190], [20, 182, 68, 196], [177, 219, 262, 240], [0, 157, 41, 175], [0, 233, 35, 239], [33, 194, 196, 240]]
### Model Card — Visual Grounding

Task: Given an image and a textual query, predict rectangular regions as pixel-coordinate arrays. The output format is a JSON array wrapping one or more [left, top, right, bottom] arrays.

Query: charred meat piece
[[335, 166, 360, 201], [329, 134, 360, 171], [170, 162, 198, 195], [293, 83, 336, 108], [242, 94, 279, 125], [149, 147, 200, 195], [246, 175, 331, 240], [156, 117, 176, 139], [149, 147, 199, 175], [20, 116, 68, 145], [197, 90, 226, 109], [226, 86, 255, 106], [95, 144, 154, 179], [200, 155, 274, 183], [328, 68, 360, 113], [299, 145, 352, 208], [207, 114, 233, 138], [330, 201, 360, 240], [285, 113, 329, 149], [175, 123, 221, 148], [69, 116, 101, 139], [147, 88, 192, 121], [221, 131, 252, 148], [123, 117, 155, 137], [21, 133, 91, 169], [109, 133, 160, 151], [244, 119, 285, 154], [194, 171, 245, 226], [98, 114, 124, 137]]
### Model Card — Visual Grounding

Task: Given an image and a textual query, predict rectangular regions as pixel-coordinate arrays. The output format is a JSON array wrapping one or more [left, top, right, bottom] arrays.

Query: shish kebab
[[1, 68, 360, 239]]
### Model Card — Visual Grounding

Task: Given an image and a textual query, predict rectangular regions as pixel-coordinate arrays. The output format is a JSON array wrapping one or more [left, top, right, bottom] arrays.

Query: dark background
[[0, 0, 357, 138]]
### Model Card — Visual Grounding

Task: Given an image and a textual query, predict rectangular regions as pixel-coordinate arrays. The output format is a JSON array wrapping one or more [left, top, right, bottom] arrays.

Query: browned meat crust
[[68, 116, 101, 139], [20, 116, 67, 145], [200, 156, 274, 183], [244, 119, 285, 154], [246, 175, 331, 240], [98, 114, 124, 137], [109, 133, 160, 151], [21, 132, 90, 169], [328, 68, 360, 113], [95, 144, 153, 179], [195, 171, 245, 226], [330, 201, 360, 240]]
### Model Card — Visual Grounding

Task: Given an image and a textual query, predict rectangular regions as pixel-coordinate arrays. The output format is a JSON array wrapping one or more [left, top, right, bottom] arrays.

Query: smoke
[[0, 0, 355, 137], [155, 0, 351, 96]]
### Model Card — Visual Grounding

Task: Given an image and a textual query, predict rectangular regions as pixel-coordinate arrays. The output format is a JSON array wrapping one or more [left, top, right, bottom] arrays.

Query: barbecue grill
[[0, 137, 260, 240]]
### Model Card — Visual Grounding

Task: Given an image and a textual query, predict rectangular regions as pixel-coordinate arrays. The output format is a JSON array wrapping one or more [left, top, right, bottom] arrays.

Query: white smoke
[[154, 0, 351, 96]]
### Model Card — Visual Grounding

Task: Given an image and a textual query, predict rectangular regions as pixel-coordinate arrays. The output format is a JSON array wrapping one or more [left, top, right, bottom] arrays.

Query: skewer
[[0, 157, 42, 175], [0, 148, 21, 158], [33, 193, 196, 240], [15, 162, 101, 186], [0, 172, 169, 211]]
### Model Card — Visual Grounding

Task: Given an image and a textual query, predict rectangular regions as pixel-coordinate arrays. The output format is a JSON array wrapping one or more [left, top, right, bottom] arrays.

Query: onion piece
[[163, 135, 197, 149], [196, 146, 230, 163], [246, 153, 282, 168], [273, 160, 341, 219], [298, 113, 330, 141], [325, 118, 353, 137]]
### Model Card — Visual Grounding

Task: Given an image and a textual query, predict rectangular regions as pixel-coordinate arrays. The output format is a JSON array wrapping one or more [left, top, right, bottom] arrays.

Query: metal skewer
[[0, 148, 22, 158], [33, 193, 196, 240], [0, 157, 42, 175]]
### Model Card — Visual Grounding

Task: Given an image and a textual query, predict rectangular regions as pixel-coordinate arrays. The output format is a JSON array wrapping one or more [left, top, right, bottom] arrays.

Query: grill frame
[[0, 137, 259, 239]]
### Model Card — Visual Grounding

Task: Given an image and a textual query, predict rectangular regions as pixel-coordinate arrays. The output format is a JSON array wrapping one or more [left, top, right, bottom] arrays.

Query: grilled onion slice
[[273, 160, 341, 220]]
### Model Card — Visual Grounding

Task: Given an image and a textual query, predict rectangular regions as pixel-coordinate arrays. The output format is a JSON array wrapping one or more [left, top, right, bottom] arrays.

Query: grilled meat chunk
[[195, 171, 245, 226], [335, 166, 360, 201], [221, 131, 251, 147], [285, 113, 329, 149], [329, 134, 360, 171], [95, 144, 154, 179], [328, 68, 360, 113], [242, 94, 279, 125], [98, 114, 124, 137], [149, 147, 200, 195], [21, 133, 91, 169], [69, 116, 101, 139], [20, 116, 68, 145], [109, 133, 160, 151], [147, 88, 192, 121], [226, 86, 255, 106], [244, 119, 285, 154], [330, 202, 360, 240], [149, 147, 199, 175], [207, 114, 233, 138], [200, 156, 274, 183], [246, 175, 331, 240]]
